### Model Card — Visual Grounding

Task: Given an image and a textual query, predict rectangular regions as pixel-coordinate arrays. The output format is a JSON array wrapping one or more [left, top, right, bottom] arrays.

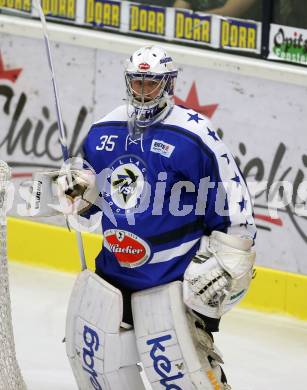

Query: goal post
[[0, 160, 27, 390]]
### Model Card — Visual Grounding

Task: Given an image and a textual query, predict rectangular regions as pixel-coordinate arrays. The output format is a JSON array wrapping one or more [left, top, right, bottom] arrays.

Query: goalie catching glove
[[183, 231, 256, 318], [26, 168, 99, 217]]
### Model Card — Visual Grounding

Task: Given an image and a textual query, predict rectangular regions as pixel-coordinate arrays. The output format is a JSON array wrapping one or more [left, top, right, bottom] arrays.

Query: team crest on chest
[[104, 155, 147, 213]]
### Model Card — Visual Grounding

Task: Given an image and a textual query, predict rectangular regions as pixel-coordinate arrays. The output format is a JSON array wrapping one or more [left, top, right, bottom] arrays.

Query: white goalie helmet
[[125, 45, 178, 137]]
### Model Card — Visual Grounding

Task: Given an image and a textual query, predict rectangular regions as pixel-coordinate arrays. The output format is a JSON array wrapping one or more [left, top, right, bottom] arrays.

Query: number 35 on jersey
[[96, 135, 118, 151]]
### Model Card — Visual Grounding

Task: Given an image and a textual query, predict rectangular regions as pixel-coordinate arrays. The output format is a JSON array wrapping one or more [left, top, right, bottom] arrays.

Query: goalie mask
[[125, 45, 178, 138]]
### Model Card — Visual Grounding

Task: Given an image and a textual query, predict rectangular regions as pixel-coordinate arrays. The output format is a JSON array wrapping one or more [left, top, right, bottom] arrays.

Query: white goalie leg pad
[[132, 281, 226, 390], [65, 270, 146, 390]]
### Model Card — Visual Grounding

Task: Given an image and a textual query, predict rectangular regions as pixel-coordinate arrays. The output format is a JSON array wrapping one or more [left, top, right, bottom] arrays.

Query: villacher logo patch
[[104, 229, 151, 268]]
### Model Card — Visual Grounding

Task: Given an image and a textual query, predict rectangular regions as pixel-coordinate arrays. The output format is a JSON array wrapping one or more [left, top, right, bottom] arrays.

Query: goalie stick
[[34, 0, 86, 270]]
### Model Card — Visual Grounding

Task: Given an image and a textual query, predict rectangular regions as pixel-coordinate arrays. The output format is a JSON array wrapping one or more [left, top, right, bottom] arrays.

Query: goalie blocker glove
[[25, 168, 99, 217]]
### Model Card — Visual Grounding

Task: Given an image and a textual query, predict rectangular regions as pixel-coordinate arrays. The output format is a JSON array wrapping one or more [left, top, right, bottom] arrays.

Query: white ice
[[8, 262, 307, 390]]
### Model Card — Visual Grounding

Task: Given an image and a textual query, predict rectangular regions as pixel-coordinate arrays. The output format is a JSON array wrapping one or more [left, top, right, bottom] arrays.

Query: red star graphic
[[0, 52, 22, 83], [174, 81, 218, 118]]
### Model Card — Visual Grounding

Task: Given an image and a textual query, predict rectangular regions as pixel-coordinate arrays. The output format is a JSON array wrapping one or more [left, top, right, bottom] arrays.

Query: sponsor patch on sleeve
[[150, 139, 175, 158]]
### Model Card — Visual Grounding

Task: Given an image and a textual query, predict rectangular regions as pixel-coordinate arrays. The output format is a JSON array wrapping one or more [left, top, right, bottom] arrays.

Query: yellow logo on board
[[175, 11, 211, 43], [41, 0, 75, 19], [129, 4, 165, 35], [0, 0, 31, 12], [220, 19, 257, 49], [85, 0, 120, 27]]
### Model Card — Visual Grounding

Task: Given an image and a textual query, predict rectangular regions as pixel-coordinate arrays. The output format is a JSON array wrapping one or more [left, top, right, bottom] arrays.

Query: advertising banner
[[0, 1, 262, 55], [84, 0, 121, 29], [269, 23, 307, 66], [128, 2, 166, 37], [0, 0, 76, 21], [0, 0, 32, 13], [219, 17, 261, 53], [0, 33, 306, 275], [173, 9, 216, 47], [42, 0, 76, 21]]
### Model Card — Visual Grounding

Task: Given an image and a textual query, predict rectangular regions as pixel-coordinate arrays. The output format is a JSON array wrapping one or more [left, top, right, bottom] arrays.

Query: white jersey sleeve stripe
[[150, 238, 199, 264]]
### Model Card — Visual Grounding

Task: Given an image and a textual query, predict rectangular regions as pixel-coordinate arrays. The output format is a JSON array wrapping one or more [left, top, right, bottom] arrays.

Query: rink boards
[[7, 217, 307, 321]]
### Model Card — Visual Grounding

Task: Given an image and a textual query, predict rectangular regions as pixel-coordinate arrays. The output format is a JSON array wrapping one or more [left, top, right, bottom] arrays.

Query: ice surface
[[8, 262, 307, 390]]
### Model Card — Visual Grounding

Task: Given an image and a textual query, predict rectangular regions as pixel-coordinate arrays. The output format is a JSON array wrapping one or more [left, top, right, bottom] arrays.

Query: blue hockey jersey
[[82, 105, 256, 291]]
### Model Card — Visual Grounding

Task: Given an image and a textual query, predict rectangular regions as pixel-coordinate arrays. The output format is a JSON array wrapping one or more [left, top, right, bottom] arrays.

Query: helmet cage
[[125, 72, 177, 104], [125, 70, 177, 132]]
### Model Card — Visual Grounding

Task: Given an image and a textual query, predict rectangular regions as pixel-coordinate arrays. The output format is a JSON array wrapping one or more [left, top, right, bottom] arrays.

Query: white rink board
[[0, 16, 307, 274], [9, 262, 307, 390]]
